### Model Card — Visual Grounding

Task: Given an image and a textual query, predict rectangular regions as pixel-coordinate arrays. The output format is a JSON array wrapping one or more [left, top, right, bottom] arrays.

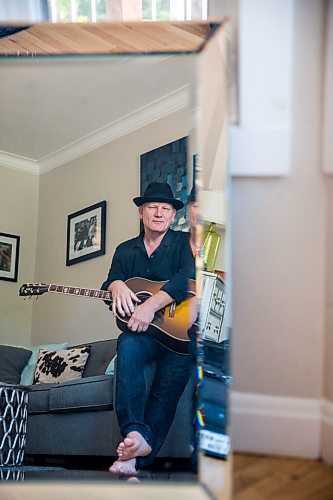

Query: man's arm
[[128, 234, 195, 333], [101, 247, 140, 317], [160, 234, 195, 304], [102, 234, 195, 333], [108, 280, 140, 318], [127, 289, 173, 333]]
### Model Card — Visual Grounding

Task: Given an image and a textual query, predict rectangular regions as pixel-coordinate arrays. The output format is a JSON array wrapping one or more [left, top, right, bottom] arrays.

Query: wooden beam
[[0, 21, 222, 56]]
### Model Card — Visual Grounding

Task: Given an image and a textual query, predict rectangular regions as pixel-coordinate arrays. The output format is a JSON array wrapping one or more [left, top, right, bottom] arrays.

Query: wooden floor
[[233, 453, 333, 499]]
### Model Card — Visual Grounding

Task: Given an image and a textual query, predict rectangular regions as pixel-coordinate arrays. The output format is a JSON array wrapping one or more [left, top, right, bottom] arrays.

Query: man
[[186, 186, 200, 465], [101, 181, 195, 476], [187, 186, 199, 257]]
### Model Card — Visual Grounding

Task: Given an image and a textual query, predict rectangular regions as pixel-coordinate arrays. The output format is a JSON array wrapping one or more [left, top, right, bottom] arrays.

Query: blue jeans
[[115, 331, 192, 469]]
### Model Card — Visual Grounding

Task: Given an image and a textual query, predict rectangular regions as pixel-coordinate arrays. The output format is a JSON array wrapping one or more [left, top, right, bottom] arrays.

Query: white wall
[[325, 179, 333, 402], [211, 0, 332, 461], [323, 177, 333, 463], [0, 165, 39, 345]]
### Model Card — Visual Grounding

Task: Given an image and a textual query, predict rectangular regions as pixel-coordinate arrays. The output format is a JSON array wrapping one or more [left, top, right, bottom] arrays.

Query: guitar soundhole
[[136, 292, 151, 302]]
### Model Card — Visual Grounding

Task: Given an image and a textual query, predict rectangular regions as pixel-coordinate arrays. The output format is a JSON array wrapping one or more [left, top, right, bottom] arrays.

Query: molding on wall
[[0, 86, 190, 175], [230, 391, 323, 458], [0, 151, 39, 175], [230, 0, 294, 177], [38, 85, 190, 174]]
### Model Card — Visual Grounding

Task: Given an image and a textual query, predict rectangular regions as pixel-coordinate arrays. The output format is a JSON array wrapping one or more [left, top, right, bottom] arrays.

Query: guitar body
[[19, 277, 197, 355], [115, 278, 196, 355]]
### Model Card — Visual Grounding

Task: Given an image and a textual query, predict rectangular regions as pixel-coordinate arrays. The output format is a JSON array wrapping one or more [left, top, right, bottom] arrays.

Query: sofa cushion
[[0, 345, 32, 384], [72, 339, 117, 377], [33, 347, 91, 384], [105, 354, 117, 375], [20, 342, 69, 385], [49, 375, 114, 413]]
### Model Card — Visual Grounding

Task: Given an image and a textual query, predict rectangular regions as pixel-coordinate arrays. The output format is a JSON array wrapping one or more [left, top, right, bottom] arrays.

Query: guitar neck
[[48, 284, 112, 302]]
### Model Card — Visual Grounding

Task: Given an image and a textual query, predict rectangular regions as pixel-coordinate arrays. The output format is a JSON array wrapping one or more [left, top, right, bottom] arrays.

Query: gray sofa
[[25, 339, 194, 460]]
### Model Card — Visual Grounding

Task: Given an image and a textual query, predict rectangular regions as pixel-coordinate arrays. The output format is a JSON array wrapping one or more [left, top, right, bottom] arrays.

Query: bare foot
[[117, 431, 152, 461], [127, 476, 140, 483], [109, 458, 138, 476]]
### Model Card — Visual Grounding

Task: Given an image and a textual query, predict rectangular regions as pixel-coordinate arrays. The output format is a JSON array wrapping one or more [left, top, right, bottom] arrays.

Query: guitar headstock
[[19, 283, 49, 297]]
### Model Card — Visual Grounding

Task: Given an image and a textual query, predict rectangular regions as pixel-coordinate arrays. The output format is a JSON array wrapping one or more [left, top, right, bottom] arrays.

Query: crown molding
[[39, 85, 190, 174], [0, 85, 190, 176], [0, 150, 39, 175]]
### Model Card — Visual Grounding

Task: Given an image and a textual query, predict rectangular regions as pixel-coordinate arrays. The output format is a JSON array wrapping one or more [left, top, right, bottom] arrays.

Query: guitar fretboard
[[48, 284, 111, 301]]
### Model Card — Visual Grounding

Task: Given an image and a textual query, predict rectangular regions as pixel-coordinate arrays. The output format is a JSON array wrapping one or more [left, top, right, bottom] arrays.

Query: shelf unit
[[200, 271, 227, 343]]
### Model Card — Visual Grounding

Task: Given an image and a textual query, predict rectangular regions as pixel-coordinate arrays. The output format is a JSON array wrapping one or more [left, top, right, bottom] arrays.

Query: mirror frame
[[0, 20, 230, 500]]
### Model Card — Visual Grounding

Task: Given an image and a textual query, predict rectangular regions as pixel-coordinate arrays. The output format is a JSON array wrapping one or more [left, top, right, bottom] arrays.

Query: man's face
[[139, 202, 176, 234]]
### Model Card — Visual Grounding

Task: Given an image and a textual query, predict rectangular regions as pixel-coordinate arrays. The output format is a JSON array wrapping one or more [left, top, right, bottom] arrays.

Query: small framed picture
[[0, 232, 20, 282], [66, 201, 106, 266]]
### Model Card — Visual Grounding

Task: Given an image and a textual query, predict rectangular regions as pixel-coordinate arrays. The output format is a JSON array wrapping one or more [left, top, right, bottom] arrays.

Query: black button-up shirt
[[101, 229, 194, 304]]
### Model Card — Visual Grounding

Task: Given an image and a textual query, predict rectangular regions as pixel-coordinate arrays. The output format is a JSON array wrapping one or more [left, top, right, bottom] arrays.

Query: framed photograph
[[66, 201, 106, 266], [0, 232, 20, 282]]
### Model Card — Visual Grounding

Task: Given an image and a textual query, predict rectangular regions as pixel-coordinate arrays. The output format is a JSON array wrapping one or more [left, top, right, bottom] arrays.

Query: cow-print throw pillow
[[33, 347, 91, 384]]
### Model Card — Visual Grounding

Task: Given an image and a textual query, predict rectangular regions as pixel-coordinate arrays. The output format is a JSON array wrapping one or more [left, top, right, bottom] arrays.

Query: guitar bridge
[[169, 302, 176, 318]]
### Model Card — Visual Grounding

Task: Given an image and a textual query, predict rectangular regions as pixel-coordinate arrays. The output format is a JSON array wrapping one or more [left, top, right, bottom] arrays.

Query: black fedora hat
[[133, 182, 184, 211]]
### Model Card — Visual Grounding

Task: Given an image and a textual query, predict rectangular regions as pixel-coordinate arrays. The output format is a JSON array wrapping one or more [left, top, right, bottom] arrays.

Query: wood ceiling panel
[[0, 21, 223, 56]]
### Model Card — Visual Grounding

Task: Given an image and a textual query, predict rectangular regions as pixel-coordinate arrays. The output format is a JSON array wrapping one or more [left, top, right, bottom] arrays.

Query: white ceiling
[[0, 54, 195, 167]]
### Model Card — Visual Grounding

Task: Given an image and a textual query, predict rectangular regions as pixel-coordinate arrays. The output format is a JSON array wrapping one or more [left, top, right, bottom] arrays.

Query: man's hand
[[127, 289, 173, 333], [108, 280, 141, 318], [127, 302, 155, 333]]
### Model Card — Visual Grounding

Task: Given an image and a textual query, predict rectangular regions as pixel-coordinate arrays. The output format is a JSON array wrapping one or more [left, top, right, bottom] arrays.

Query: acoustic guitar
[[19, 277, 196, 355]]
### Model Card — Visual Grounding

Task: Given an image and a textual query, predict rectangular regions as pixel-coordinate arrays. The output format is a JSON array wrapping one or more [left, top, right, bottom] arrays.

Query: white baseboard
[[322, 399, 333, 427], [230, 391, 325, 459]]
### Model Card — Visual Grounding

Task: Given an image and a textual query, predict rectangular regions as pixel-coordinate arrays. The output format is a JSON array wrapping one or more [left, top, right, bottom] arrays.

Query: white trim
[[232, 0, 294, 176], [151, 0, 157, 21], [323, 399, 333, 427], [0, 86, 189, 175], [186, 0, 192, 21], [230, 391, 322, 458], [91, 0, 97, 23], [170, 0, 184, 21], [38, 86, 189, 174], [0, 151, 39, 175], [50, 0, 57, 22], [229, 125, 292, 177], [202, 0, 208, 20], [71, 0, 77, 22], [322, 0, 333, 174]]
